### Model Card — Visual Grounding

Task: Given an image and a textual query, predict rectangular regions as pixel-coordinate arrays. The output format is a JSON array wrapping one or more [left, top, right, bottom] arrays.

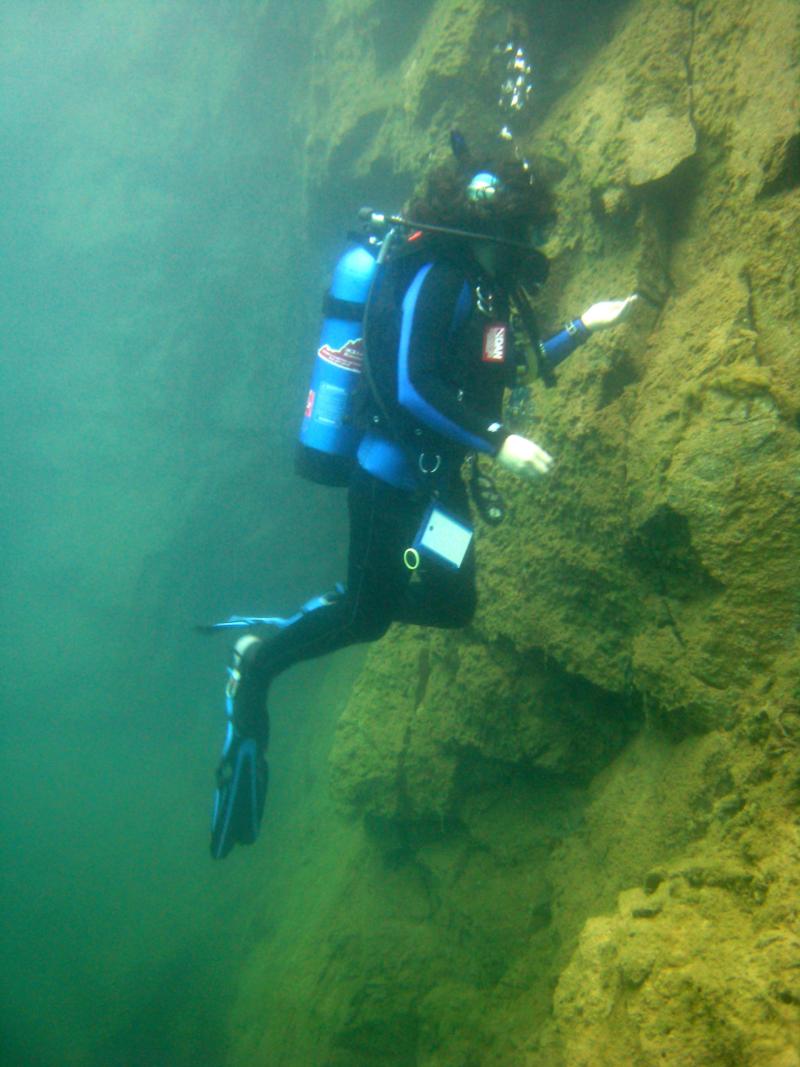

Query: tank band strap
[[322, 293, 364, 322]]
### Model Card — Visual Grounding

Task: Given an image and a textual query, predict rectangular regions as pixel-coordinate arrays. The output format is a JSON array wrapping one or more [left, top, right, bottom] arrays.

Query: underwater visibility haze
[[1, 1, 799, 1065], [0, 3, 344, 1064]]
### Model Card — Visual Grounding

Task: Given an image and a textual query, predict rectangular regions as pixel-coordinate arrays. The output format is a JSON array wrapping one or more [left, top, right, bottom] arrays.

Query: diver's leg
[[248, 471, 420, 683], [210, 471, 417, 858], [393, 475, 477, 630], [394, 543, 477, 629], [230, 471, 419, 714]]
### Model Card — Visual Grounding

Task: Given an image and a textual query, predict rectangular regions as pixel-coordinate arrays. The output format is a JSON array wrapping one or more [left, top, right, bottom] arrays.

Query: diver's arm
[[541, 294, 639, 368], [539, 318, 591, 368], [399, 262, 509, 455]]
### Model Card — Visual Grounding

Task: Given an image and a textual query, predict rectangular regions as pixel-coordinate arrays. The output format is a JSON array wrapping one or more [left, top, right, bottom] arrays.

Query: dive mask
[[467, 171, 505, 203]]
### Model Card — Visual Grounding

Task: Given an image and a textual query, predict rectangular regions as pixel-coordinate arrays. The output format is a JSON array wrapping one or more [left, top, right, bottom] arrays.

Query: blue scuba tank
[[296, 244, 377, 486]]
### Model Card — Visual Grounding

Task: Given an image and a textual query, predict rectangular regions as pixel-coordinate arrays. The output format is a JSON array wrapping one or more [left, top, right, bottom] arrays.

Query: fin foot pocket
[[210, 734, 268, 860], [210, 634, 270, 860]]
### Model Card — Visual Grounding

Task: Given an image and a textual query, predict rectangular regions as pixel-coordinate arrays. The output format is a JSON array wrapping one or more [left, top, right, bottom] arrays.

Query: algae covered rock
[[330, 624, 641, 823], [550, 826, 800, 1067], [318, 0, 800, 1061], [625, 105, 696, 186], [228, 1, 800, 1064]]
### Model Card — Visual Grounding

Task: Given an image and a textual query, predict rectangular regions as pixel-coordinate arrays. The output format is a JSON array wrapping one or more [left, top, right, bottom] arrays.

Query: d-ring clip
[[403, 547, 420, 571], [418, 452, 441, 475]]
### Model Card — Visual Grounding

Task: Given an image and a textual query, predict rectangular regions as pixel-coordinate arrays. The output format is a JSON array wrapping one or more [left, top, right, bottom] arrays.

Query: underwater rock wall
[[232, 1, 800, 1064]]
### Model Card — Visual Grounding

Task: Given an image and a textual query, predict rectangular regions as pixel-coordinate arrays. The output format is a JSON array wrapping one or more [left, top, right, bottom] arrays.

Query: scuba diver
[[206, 135, 638, 859]]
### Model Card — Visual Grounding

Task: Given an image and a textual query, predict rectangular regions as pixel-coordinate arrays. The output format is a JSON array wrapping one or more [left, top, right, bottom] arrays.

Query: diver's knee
[[447, 591, 477, 629], [353, 615, 392, 643]]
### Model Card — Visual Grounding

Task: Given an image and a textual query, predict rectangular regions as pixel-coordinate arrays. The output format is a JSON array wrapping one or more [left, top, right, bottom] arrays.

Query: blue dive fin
[[197, 583, 346, 634], [210, 725, 268, 860]]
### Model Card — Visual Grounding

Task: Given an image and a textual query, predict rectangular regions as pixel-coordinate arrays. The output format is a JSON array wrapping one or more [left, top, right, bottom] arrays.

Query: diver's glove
[[497, 434, 554, 480], [580, 294, 639, 332]]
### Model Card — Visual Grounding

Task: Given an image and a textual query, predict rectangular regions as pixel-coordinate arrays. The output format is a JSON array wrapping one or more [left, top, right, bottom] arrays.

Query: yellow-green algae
[[228, 0, 799, 1063]]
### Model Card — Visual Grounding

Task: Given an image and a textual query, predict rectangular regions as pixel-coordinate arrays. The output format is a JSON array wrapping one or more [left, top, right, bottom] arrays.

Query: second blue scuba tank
[[296, 244, 377, 486]]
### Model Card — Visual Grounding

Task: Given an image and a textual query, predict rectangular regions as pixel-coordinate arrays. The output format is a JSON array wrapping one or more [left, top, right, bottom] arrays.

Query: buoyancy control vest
[[295, 230, 539, 488], [296, 229, 482, 487]]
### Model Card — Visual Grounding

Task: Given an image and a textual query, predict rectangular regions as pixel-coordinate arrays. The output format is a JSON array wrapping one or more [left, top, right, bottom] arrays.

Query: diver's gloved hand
[[497, 434, 554, 479], [580, 294, 639, 332]]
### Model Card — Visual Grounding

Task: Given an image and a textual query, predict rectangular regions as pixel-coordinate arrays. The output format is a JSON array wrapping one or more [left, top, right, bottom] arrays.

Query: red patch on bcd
[[482, 323, 507, 363], [304, 389, 315, 418]]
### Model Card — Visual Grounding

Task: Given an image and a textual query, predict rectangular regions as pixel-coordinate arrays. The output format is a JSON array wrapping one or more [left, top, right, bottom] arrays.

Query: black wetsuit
[[249, 251, 516, 692]]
